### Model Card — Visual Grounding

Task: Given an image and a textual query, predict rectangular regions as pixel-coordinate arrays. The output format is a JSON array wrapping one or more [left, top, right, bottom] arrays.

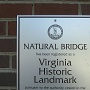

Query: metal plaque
[[17, 15, 90, 90]]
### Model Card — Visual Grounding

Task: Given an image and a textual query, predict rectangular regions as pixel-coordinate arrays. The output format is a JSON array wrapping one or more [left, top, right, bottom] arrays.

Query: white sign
[[17, 15, 90, 90]]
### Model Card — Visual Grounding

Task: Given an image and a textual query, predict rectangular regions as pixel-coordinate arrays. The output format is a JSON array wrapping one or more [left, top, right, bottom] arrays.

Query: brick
[[12, 55, 16, 69], [0, 73, 16, 86], [0, 39, 16, 52], [8, 21, 16, 36], [0, 55, 9, 68], [0, 22, 6, 35], [81, 4, 90, 15], [0, 4, 32, 18], [35, 4, 78, 15]]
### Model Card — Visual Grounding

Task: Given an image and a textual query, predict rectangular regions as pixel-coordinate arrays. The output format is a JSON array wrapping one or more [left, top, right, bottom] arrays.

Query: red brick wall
[[0, 0, 90, 90]]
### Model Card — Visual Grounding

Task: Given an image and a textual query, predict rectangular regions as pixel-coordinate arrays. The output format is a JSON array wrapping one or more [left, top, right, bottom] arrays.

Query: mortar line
[[78, 4, 82, 15], [8, 89, 11, 90], [32, 2, 35, 15], [0, 1, 90, 4], [0, 86, 16, 89], [0, 18, 16, 21], [9, 55, 12, 69], [0, 68, 16, 73], [0, 52, 16, 55], [6, 21, 8, 36], [0, 36, 16, 39], [80, 4, 82, 15]]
